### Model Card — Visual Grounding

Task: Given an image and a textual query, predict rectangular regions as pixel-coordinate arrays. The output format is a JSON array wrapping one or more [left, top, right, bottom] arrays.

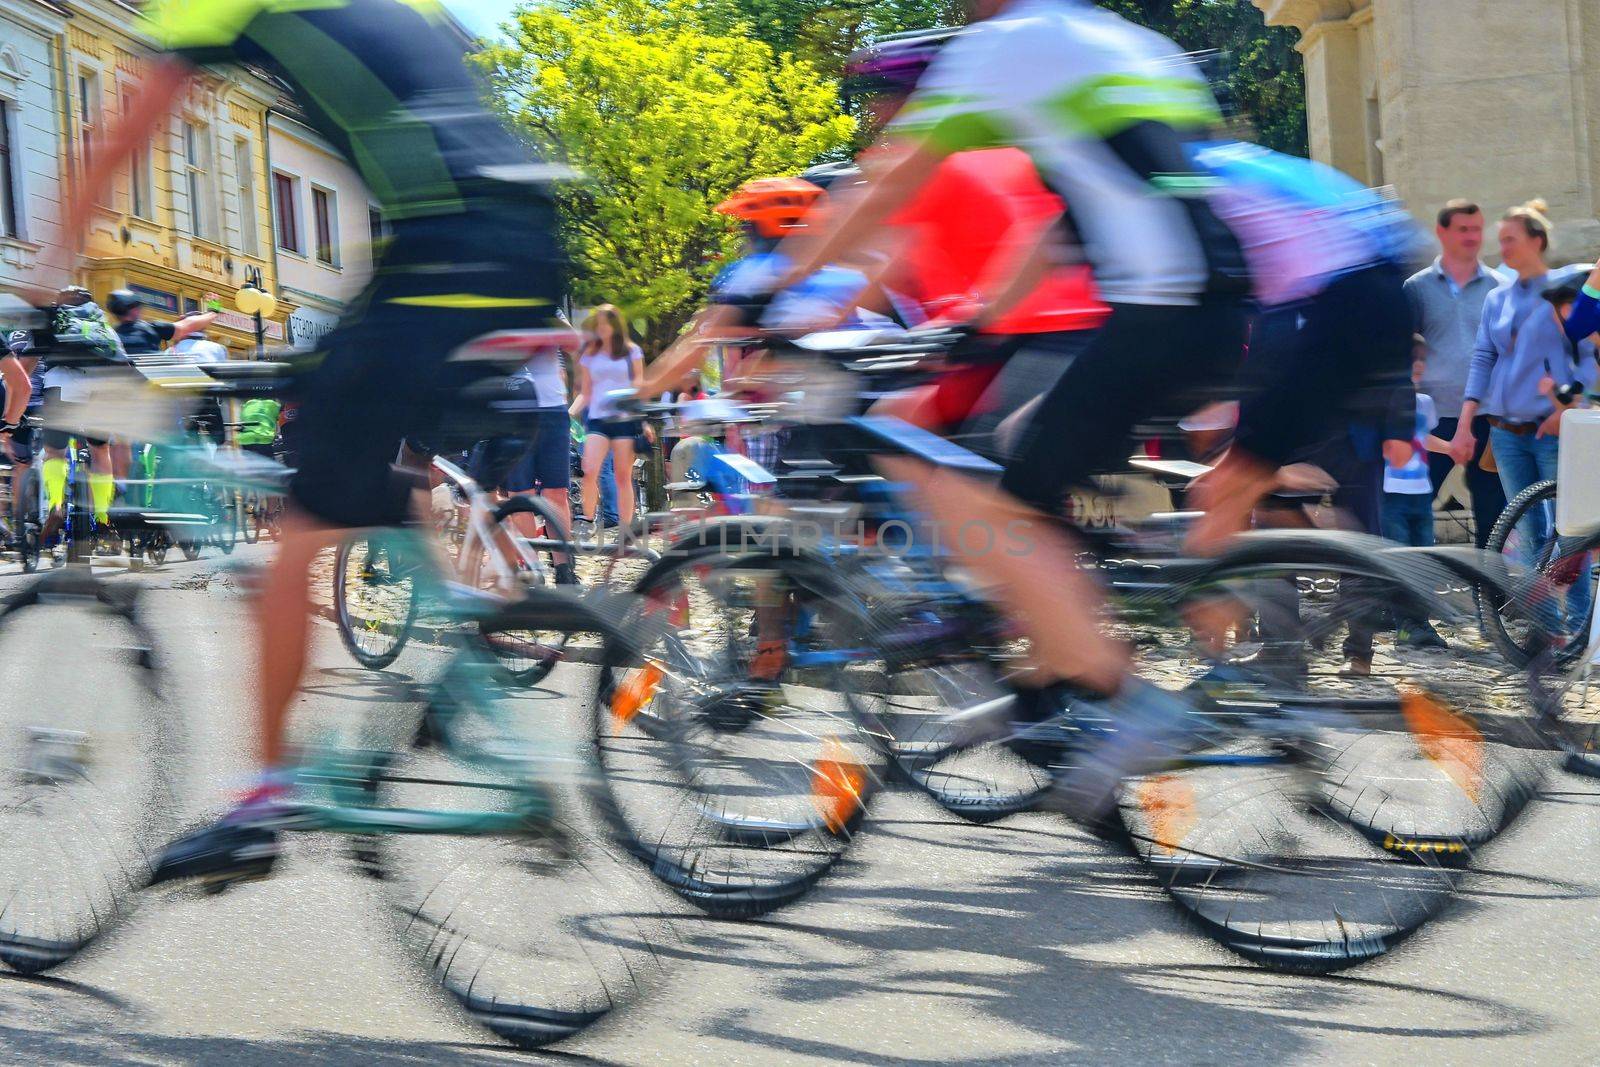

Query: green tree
[[1098, 0, 1306, 155], [477, 0, 855, 353], [699, 0, 964, 80]]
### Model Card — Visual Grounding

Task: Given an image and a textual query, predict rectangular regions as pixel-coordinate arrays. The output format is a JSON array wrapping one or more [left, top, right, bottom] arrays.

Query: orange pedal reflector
[[1138, 773, 1196, 855], [612, 660, 665, 733], [812, 738, 867, 834], [1400, 687, 1483, 804]]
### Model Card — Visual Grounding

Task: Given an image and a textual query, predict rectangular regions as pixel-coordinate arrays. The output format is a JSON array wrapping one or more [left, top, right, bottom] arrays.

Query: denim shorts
[[585, 416, 642, 440], [470, 407, 571, 493]]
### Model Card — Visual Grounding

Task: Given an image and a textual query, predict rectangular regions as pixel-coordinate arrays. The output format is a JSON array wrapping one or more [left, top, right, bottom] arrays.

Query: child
[[1383, 343, 1452, 648]]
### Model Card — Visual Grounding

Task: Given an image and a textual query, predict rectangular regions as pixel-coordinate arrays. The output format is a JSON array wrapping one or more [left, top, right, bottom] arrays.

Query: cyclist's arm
[[638, 306, 735, 398], [1566, 264, 1600, 343], [0, 354, 28, 427], [969, 211, 1062, 330], [66, 57, 194, 243], [779, 138, 945, 288], [171, 309, 219, 344]]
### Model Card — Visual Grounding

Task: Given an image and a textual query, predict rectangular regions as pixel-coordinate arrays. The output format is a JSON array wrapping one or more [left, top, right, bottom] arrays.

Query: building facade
[[267, 107, 380, 350], [67, 0, 291, 353], [0, 1, 70, 294], [1254, 0, 1600, 258]]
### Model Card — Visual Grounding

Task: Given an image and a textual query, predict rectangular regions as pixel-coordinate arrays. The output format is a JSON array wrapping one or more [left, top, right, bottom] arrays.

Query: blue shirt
[[1465, 266, 1597, 422]]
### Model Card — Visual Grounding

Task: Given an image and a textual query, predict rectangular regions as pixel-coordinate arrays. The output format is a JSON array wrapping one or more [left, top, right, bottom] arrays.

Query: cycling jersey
[[889, 0, 1248, 306], [1187, 140, 1421, 307], [886, 147, 1107, 335], [143, 0, 559, 219], [711, 253, 871, 331]]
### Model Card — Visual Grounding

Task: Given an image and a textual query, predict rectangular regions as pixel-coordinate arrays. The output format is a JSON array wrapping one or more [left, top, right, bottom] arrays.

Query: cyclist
[[767, 0, 1414, 823], [1, 329, 41, 541], [71, 0, 570, 884], [107, 288, 217, 358]]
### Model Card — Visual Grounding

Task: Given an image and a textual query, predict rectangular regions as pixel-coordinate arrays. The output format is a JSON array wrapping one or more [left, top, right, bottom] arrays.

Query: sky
[[444, 0, 523, 38]]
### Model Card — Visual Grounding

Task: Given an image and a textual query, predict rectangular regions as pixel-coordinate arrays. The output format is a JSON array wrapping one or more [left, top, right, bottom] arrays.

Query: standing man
[[106, 289, 217, 357], [1404, 200, 1505, 546]]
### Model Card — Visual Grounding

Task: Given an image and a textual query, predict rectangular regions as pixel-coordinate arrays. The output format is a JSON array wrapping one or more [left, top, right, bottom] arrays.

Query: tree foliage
[[1097, 0, 1307, 155], [699, 0, 965, 80], [476, 0, 856, 352]]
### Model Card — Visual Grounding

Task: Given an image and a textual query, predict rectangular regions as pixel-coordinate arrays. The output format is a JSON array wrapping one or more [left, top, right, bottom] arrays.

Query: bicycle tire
[[363, 628, 675, 1050], [334, 532, 420, 670], [472, 494, 573, 685], [16, 467, 39, 574], [1116, 534, 1545, 973], [1475, 480, 1594, 669], [0, 570, 178, 974], [593, 530, 883, 918], [239, 492, 260, 545]]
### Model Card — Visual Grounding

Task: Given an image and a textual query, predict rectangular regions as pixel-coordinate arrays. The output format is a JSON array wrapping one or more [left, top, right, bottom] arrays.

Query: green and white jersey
[[890, 0, 1248, 306]]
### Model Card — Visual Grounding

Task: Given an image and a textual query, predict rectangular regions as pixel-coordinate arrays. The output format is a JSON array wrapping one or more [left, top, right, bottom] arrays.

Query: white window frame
[[181, 118, 215, 240], [76, 68, 100, 180], [272, 169, 304, 257], [311, 182, 339, 267], [0, 94, 25, 241], [121, 84, 153, 221], [234, 136, 259, 256]]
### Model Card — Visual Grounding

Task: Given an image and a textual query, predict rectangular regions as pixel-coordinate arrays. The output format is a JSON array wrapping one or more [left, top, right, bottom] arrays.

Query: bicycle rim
[[334, 533, 420, 670]]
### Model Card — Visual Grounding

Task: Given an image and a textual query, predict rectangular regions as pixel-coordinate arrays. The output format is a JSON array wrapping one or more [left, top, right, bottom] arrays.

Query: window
[[312, 186, 338, 266], [182, 121, 213, 239], [234, 138, 258, 256], [0, 102, 17, 238], [273, 171, 301, 254], [77, 72, 99, 174], [123, 90, 152, 220]]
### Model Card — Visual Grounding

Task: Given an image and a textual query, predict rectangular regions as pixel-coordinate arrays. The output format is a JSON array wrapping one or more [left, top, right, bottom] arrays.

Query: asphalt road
[[0, 544, 1594, 1065]]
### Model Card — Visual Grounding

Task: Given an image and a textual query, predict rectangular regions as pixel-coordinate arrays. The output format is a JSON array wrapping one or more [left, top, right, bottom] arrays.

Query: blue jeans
[[599, 454, 619, 526], [1491, 426, 1592, 633], [1382, 491, 1435, 548]]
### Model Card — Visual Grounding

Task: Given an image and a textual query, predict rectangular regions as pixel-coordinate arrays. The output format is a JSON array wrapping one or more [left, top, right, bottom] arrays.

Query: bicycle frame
[[434, 454, 553, 593]]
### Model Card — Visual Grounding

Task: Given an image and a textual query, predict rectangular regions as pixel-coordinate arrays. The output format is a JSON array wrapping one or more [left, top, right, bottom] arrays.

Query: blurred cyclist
[[69, 0, 570, 883]]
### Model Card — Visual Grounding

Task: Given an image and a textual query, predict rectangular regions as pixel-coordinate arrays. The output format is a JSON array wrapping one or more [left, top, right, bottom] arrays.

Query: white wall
[[0, 1, 68, 292], [267, 113, 378, 345]]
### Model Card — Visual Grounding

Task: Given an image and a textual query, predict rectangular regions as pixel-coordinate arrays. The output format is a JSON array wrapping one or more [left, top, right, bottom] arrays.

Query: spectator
[[106, 289, 217, 356], [1383, 351, 1451, 647], [1404, 200, 1505, 546], [569, 304, 644, 533], [1457, 199, 1595, 627]]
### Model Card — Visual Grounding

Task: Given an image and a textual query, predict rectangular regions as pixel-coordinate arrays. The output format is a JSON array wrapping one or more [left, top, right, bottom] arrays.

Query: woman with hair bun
[[1457, 198, 1595, 627]]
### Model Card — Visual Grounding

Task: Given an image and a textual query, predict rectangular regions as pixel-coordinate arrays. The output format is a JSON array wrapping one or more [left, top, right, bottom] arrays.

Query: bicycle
[[595, 328, 1554, 968], [1475, 478, 1597, 668], [334, 451, 576, 684]]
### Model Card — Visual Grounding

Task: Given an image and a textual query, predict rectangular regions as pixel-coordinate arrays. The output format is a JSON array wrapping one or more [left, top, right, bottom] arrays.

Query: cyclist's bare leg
[[255, 505, 344, 769], [1185, 448, 1280, 555], [877, 455, 1129, 695]]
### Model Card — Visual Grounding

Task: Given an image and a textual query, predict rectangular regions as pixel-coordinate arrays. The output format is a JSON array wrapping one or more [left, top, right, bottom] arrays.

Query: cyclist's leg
[[86, 439, 114, 525], [522, 408, 573, 574]]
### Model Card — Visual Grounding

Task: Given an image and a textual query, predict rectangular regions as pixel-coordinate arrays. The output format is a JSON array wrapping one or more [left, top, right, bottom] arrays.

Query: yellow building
[[65, 0, 290, 353]]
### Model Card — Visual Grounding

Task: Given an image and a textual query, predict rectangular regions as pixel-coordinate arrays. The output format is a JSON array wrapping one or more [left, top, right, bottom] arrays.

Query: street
[[0, 544, 1593, 1065]]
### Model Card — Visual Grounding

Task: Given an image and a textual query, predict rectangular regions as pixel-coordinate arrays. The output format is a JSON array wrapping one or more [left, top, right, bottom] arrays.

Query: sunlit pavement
[[0, 543, 1594, 1065]]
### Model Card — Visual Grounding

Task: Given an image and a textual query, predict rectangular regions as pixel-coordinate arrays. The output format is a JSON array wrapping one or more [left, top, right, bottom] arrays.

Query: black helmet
[[106, 288, 142, 316]]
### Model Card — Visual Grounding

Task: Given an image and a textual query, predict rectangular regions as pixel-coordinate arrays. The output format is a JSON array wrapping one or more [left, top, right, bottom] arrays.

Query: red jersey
[[888, 148, 1108, 335]]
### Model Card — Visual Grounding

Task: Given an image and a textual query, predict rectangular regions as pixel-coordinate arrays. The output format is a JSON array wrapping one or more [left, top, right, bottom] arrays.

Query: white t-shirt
[[171, 336, 229, 364], [582, 345, 641, 419], [1384, 392, 1438, 495]]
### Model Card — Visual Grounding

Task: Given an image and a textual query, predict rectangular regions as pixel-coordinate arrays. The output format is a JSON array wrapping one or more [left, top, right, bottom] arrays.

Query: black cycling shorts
[[1000, 299, 1246, 513], [1234, 264, 1412, 468], [289, 199, 566, 529]]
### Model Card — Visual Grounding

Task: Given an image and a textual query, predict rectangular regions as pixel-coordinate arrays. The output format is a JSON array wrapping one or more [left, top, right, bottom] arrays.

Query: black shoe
[[1004, 684, 1076, 769], [149, 813, 282, 890], [554, 562, 579, 586], [1396, 623, 1448, 650]]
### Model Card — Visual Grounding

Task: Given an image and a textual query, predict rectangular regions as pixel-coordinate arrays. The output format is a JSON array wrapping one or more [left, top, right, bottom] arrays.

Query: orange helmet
[[716, 177, 825, 239]]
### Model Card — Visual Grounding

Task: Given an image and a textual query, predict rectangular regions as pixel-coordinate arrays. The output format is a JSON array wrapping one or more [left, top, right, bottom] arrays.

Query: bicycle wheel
[[467, 495, 572, 685], [351, 646, 675, 1050], [1476, 480, 1595, 668], [16, 467, 39, 574], [239, 491, 260, 545], [0, 571, 177, 973], [334, 532, 421, 670], [594, 538, 883, 918], [1115, 534, 1546, 972]]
